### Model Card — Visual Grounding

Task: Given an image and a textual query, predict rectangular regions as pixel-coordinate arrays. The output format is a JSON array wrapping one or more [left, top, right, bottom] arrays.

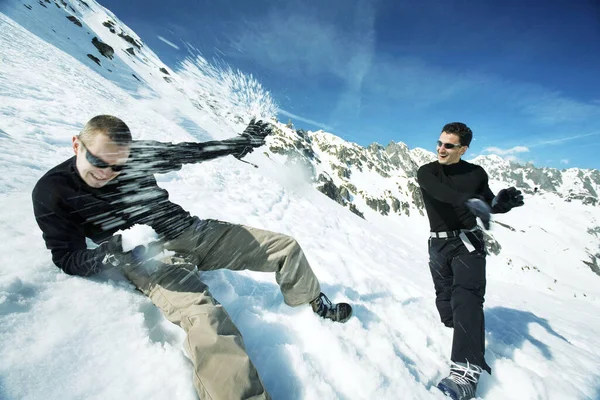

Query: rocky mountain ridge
[[267, 122, 599, 221]]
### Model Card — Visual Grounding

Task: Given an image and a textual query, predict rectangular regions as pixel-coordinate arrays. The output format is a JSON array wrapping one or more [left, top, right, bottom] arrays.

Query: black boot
[[310, 292, 352, 323], [437, 361, 482, 400]]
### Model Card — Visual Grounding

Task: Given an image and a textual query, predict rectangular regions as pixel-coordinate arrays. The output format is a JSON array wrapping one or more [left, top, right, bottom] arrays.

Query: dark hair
[[441, 122, 472, 147], [80, 115, 132, 145]]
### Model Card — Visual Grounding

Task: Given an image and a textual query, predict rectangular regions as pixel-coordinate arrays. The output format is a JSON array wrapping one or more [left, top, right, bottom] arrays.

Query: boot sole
[[436, 382, 459, 400], [335, 305, 353, 323]]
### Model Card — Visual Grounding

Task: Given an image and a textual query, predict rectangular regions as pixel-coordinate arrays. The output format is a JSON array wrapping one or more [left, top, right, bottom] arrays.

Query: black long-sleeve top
[[32, 137, 253, 276], [417, 160, 503, 232]]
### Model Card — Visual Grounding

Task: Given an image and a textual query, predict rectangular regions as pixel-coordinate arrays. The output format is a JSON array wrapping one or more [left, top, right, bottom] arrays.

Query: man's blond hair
[[79, 115, 132, 145]]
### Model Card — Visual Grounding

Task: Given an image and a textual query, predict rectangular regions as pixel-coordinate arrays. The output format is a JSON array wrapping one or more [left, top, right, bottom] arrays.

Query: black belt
[[430, 230, 461, 239], [430, 226, 480, 239]]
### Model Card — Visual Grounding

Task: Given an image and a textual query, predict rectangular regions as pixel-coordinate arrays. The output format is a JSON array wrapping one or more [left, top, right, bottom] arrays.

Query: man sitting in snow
[[417, 122, 524, 400], [32, 114, 352, 400]]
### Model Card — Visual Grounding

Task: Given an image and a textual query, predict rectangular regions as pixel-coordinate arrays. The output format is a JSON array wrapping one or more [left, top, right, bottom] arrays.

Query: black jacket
[[32, 137, 252, 276], [417, 160, 502, 232]]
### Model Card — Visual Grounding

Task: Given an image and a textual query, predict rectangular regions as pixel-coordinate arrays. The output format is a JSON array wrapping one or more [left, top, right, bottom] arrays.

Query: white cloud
[[533, 130, 600, 146], [560, 159, 569, 164], [484, 146, 530, 155], [157, 36, 180, 50], [278, 108, 333, 131], [503, 155, 521, 162]]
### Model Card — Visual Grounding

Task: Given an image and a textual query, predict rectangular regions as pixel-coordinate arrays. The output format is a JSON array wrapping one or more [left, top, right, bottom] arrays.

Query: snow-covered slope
[[1, 1, 600, 400]]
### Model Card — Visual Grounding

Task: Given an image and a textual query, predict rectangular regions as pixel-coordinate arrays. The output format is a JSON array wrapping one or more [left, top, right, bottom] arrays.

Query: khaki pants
[[123, 219, 321, 400]]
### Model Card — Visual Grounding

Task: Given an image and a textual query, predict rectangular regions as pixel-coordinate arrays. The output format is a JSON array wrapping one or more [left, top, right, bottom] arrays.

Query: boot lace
[[315, 293, 334, 316], [448, 361, 482, 387]]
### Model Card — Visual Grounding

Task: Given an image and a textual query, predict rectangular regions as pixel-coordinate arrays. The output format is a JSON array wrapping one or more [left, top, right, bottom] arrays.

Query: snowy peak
[[409, 147, 437, 166], [9, 0, 175, 93], [384, 140, 419, 177], [470, 154, 599, 204], [267, 123, 425, 220]]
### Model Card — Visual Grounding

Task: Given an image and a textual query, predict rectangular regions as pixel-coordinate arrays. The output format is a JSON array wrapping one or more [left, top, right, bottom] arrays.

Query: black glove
[[235, 118, 273, 159], [465, 198, 492, 230], [104, 234, 163, 267], [493, 186, 524, 213]]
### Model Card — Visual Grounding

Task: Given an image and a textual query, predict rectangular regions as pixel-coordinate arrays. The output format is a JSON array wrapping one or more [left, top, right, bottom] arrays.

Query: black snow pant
[[428, 229, 492, 374]]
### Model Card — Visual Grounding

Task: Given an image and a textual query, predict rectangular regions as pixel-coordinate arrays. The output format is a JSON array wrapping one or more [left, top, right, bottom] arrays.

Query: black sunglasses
[[437, 140, 463, 149], [80, 140, 126, 172]]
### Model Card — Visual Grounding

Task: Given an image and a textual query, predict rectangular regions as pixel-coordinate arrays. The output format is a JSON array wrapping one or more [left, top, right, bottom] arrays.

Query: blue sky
[[98, 0, 600, 170]]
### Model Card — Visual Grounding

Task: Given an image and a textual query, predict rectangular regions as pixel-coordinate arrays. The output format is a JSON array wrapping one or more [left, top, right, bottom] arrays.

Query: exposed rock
[[349, 203, 365, 219], [92, 37, 114, 59], [300, 146, 316, 160], [581, 173, 598, 197], [125, 47, 135, 55], [159, 67, 170, 75], [365, 196, 390, 216], [79, 0, 90, 8], [367, 142, 384, 153], [102, 20, 116, 34], [163, 76, 172, 83], [24, 4, 32, 9], [408, 181, 424, 215], [343, 183, 357, 194], [296, 129, 311, 142], [523, 167, 562, 192], [339, 186, 351, 202], [331, 163, 351, 179], [66, 15, 82, 27], [401, 201, 410, 216], [87, 54, 101, 66], [317, 174, 347, 206], [390, 196, 411, 216], [118, 32, 142, 49], [587, 226, 600, 237], [336, 146, 364, 171], [385, 141, 418, 178], [131, 74, 141, 82], [583, 252, 600, 277], [391, 197, 401, 213], [566, 193, 597, 206], [38, 1, 47, 8]]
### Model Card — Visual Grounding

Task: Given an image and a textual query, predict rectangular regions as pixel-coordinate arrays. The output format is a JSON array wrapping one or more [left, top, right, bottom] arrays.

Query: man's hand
[[104, 234, 163, 267], [465, 198, 492, 230], [492, 186, 524, 213], [235, 118, 273, 159]]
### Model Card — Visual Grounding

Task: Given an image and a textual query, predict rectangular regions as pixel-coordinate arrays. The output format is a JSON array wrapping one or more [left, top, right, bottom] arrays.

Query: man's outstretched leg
[[123, 260, 270, 400], [165, 219, 352, 322]]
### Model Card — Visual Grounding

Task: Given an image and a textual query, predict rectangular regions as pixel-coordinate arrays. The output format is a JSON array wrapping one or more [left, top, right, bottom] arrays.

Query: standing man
[[417, 122, 524, 400], [32, 115, 352, 400]]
